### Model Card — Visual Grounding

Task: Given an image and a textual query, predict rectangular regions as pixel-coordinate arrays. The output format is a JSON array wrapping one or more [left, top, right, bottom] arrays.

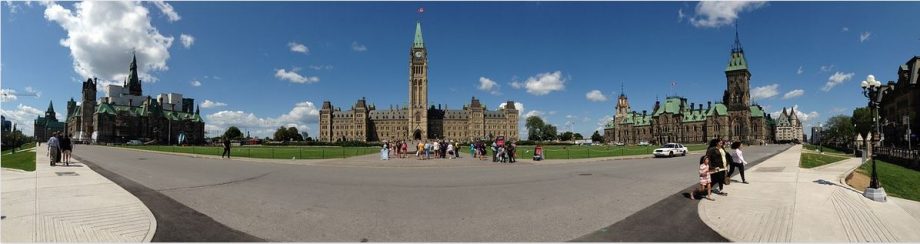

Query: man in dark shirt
[[221, 138, 232, 159]]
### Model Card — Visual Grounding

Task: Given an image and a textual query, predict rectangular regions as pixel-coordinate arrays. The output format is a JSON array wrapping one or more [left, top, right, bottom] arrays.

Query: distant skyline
[[3, 1, 920, 138]]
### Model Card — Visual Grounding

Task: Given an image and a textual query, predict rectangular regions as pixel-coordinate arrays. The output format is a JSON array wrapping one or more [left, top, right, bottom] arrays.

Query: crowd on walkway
[[379, 139, 523, 163], [692, 138, 749, 201], [44, 132, 74, 166]]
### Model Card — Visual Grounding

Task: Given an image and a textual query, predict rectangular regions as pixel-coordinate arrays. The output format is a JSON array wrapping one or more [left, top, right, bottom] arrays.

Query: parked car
[[127, 140, 143, 145], [638, 141, 650, 146], [653, 143, 688, 157]]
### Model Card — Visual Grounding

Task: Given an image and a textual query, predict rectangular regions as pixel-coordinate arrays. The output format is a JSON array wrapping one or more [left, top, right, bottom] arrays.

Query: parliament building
[[604, 32, 779, 145], [319, 22, 520, 142]]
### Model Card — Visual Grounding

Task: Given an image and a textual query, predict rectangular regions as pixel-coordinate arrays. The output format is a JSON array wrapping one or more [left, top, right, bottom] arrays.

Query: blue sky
[[3, 1, 919, 138]]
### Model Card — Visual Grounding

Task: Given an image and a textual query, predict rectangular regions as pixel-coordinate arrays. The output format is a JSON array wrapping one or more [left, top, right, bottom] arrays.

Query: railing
[[874, 147, 920, 170]]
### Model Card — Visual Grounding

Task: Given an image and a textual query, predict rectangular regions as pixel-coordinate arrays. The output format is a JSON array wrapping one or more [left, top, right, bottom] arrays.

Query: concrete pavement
[[699, 145, 920, 242], [1, 144, 156, 242]]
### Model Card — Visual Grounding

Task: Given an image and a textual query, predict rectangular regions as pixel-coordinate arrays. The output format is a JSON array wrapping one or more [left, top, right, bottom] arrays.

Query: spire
[[732, 23, 743, 53], [620, 82, 625, 97], [127, 51, 142, 95], [47, 100, 55, 113], [725, 23, 749, 72], [413, 21, 424, 48]]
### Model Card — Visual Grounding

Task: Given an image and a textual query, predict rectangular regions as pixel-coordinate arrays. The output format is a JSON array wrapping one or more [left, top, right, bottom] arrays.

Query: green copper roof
[[682, 109, 708, 122], [653, 97, 687, 116], [413, 22, 424, 48], [750, 105, 765, 118], [96, 103, 116, 115], [726, 51, 748, 72], [707, 103, 728, 116]]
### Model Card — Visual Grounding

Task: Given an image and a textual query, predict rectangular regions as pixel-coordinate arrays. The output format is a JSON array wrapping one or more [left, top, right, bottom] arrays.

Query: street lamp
[[860, 74, 893, 202]]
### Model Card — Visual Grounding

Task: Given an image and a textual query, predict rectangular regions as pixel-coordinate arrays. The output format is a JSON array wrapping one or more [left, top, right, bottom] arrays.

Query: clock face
[[415, 51, 423, 58]]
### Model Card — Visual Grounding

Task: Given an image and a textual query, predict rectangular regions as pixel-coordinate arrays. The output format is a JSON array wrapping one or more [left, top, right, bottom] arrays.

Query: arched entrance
[[413, 129, 422, 140]]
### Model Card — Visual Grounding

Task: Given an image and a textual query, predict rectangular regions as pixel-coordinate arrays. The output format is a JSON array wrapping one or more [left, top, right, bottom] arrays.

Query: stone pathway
[[1, 145, 156, 242], [699, 145, 920, 242]]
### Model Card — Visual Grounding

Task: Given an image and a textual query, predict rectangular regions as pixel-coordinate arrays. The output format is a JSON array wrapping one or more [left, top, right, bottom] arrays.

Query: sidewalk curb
[[837, 158, 866, 193]]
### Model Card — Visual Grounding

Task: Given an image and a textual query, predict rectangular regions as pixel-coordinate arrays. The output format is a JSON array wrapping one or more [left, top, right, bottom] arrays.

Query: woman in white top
[[728, 141, 749, 184]]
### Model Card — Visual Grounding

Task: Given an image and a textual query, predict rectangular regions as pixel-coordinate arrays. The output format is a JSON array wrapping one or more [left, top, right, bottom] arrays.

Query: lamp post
[[860, 74, 893, 202]]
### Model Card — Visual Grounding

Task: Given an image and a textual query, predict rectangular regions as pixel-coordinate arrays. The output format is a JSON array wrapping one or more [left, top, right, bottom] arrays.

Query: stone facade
[[879, 56, 919, 148], [65, 55, 205, 144], [604, 31, 774, 145], [319, 22, 519, 142], [33, 101, 66, 142], [774, 107, 803, 142]]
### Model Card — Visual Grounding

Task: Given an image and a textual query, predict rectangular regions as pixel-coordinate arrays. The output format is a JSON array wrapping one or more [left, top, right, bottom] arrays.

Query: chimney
[[691, 103, 695, 110], [171, 104, 176, 111], [708, 101, 712, 109], [643, 110, 647, 116], [699, 104, 703, 110]]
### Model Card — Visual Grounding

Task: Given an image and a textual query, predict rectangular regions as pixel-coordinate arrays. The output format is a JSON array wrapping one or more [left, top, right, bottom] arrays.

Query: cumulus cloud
[[1, 89, 17, 102], [585, 90, 608, 102], [275, 68, 319, 84], [677, 8, 687, 22], [205, 101, 319, 138], [751, 84, 779, 100], [595, 115, 614, 132], [771, 105, 819, 125], [180, 33, 195, 49], [822, 72, 854, 91], [190, 80, 202, 87], [351, 41, 367, 52], [288, 42, 309, 54], [797, 66, 804, 75], [0, 104, 44, 136], [859, 32, 871, 43], [688, 1, 766, 28], [514, 71, 566, 95], [819, 65, 835, 73], [44, 1, 174, 84], [498, 102, 524, 116], [151, 1, 180, 22], [783, 89, 805, 99], [478, 77, 500, 95], [524, 110, 545, 119], [200, 99, 226, 108]]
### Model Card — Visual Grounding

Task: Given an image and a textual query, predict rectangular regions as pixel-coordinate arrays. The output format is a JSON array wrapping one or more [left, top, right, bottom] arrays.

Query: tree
[[559, 131, 574, 141], [574, 133, 584, 140], [274, 126, 289, 141], [822, 115, 855, 146], [591, 130, 605, 143], [525, 116, 546, 141], [852, 107, 873, 148], [542, 124, 558, 141], [223, 126, 243, 140], [286, 127, 303, 141]]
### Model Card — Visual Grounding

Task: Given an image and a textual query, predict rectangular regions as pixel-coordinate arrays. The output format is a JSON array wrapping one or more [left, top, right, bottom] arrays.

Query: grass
[[508, 144, 707, 160], [800, 152, 849, 168], [119, 145, 379, 159], [803, 144, 848, 155], [1, 144, 36, 171], [855, 159, 920, 202]]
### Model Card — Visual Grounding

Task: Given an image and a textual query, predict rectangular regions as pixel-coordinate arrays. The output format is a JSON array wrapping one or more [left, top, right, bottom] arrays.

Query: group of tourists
[[46, 132, 74, 166], [378, 139, 521, 163], [693, 138, 749, 201]]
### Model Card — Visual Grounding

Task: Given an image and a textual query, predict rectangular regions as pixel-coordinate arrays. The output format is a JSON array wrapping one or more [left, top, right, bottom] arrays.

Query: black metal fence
[[875, 147, 920, 170]]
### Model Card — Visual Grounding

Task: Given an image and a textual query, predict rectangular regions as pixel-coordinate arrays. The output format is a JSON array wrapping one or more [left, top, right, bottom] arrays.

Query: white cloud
[[478, 77, 500, 95], [200, 99, 226, 108], [180, 33, 194, 49], [751, 84, 779, 100], [498, 102, 524, 116], [0, 104, 44, 136], [1, 89, 17, 102], [595, 115, 613, 132], [275, 68, 319, 84], [524, 110, 545, 119], [859, 32, 871, 43], [688, 1, 766, 28], [842, 27, 849, 32], [351, 41, 367, 52], [308, 65, 333, 70], [819, 65, 835, 72], [796, 66, 804, 75], [677, 9, 687, 22], [24, 86, 40, 98], [151, 1, 180, 22], [771, 105, 819, 125], [517, 71, 566, 95], [205, 101, 319, 138], [783, 89, 805, 99], [822, 72, 854, 91], [288, 42, 309, 54], [585, 90, 608, 102], [190, 80, 202, 87], [44, 1, 174, 84]]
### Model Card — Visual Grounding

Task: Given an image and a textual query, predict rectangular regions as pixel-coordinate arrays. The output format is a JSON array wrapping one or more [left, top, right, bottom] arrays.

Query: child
[[693, 155, 715, 201]]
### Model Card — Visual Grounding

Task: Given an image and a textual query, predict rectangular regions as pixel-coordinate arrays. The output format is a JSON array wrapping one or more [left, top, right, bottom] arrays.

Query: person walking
[[416, 141, 424, 159], [691, 155, 714, 201], [381, 141, 390, 160], [447, 142, 455, 159], [221, 137, 232, 159], [61, 134, 73, 166], [706, 139, 728, 196], [470, 142, 476, 158], [424, 141, 431, 160], [508, 142, 517, 163], [47, 132, 61, 166], [728, 141, 749, 184]]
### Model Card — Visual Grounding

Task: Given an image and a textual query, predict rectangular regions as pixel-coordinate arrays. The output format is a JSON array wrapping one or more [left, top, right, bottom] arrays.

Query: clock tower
[[408, 21, 429, 140]]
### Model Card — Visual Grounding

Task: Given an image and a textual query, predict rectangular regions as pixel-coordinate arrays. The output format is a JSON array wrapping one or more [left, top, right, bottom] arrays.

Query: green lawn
[[508, 144, 706, 160], [803, 144, 848, 155], [120, 145, 379, 159], [800, 152, 848, 168], [857, 160, 920, 202], [1, 146, 36, 171]]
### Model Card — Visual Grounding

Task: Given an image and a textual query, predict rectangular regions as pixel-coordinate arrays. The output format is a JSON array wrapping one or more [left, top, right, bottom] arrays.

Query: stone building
[[33, 101, 67, 142], [66, 54, 205, 144], [774, 107, 803, 143], [604, 31, 773, 145], [879, 56, 919, 148], [319, 22, 519, 142]]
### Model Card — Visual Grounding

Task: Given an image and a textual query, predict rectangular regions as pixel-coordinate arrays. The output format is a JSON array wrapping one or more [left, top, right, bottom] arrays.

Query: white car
[[653, 143, 688, 157]]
